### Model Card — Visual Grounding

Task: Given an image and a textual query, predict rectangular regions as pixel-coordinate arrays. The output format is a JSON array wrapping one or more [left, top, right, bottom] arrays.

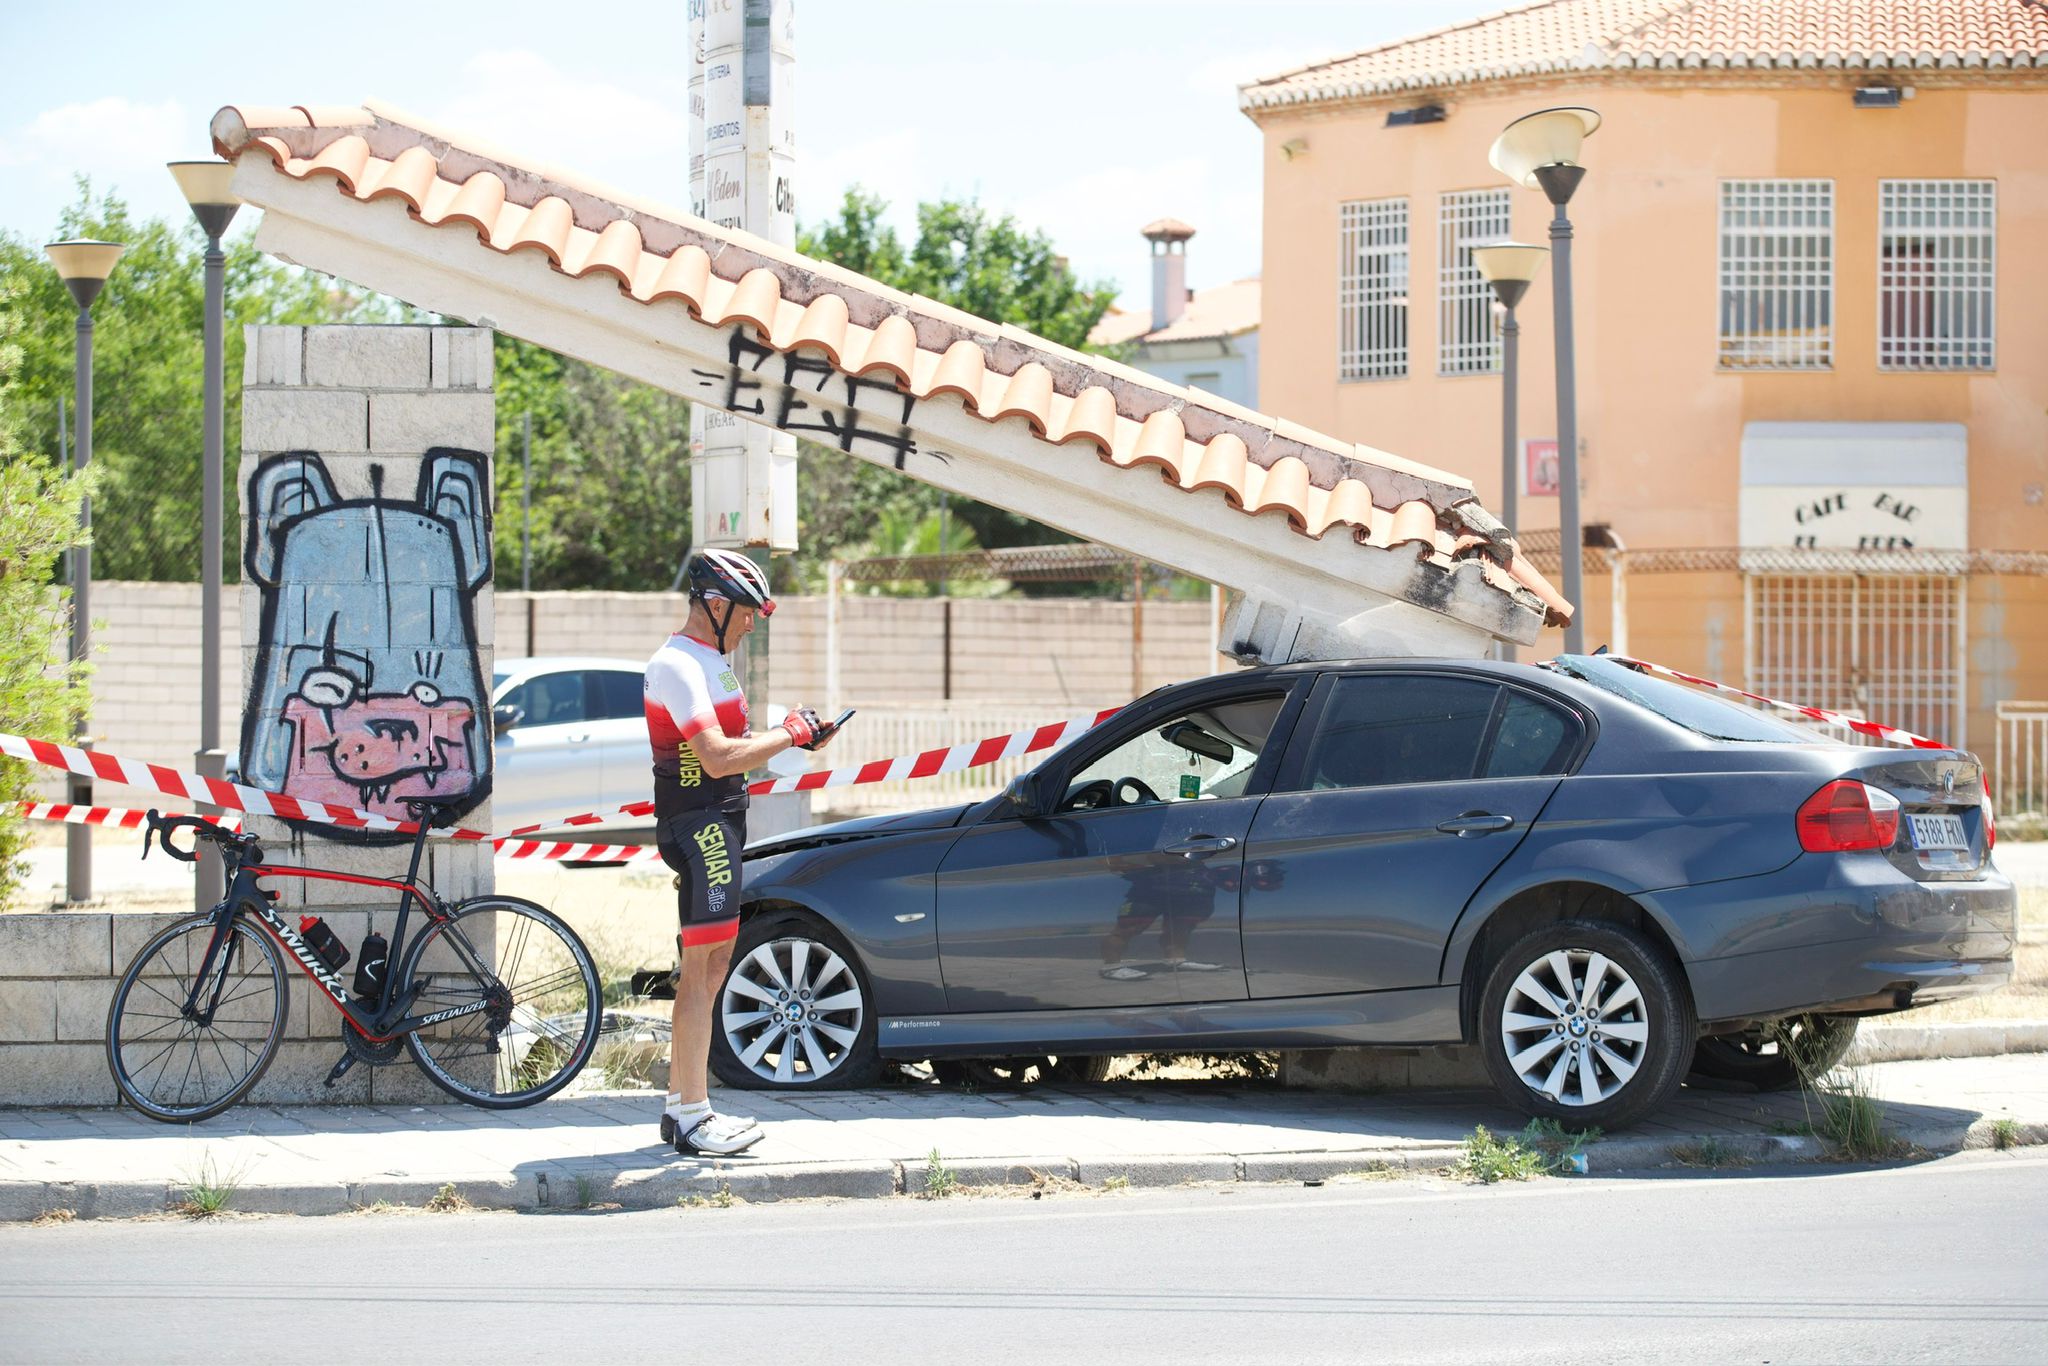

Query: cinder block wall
[[0, 910, 464, 1105]]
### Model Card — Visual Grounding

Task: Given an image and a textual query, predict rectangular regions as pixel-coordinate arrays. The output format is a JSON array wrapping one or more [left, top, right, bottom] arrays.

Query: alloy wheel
[[1498, 947, 1651, 1107], [720, 936, 867, 1085]]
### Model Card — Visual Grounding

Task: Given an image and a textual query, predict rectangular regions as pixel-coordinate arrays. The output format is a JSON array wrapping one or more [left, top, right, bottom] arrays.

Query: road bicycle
[[106, 803, 601, 1123]]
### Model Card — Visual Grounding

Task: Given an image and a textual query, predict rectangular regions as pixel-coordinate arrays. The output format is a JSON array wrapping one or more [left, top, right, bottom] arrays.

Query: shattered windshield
[[1549, 655, 1823, 744]]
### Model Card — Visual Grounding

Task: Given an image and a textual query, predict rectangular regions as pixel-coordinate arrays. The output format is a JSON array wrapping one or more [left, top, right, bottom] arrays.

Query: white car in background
[[490, 656, 804, 837]]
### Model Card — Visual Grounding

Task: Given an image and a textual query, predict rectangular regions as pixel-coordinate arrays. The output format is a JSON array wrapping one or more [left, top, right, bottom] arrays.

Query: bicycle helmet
[[685, 547, 776, 651]]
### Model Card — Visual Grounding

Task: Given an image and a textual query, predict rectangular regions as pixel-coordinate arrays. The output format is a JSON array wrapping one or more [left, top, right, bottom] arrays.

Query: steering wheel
[[1113, 776, 1161, 807], [1064, 777, 1115, 811]]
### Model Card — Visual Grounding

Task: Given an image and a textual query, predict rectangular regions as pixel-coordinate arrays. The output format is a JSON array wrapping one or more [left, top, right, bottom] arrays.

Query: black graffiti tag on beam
[[688, 326, 949, 471]]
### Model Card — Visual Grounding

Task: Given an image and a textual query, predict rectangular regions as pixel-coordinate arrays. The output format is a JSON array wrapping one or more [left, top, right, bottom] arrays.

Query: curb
[[1847, 1021, 2048, 1066], [5, 1120, 2040, 1222]]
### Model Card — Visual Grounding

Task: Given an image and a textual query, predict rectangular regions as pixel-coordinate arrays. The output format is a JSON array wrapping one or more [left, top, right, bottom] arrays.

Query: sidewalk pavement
[[4, 1054, 2045, 1220]]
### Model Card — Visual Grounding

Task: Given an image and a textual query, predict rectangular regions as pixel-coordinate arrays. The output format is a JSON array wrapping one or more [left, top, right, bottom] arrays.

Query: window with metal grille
[[1879, 179, 1995, 371], [1339, 198, 1408, 380], [1718, 180, 1833, 370], [1438, 188, 1511, 375], [1746, 574, 1964, 748]]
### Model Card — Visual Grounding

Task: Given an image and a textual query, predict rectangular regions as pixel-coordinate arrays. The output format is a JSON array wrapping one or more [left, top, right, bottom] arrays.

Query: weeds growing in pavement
[[678, 1181, 737, 1209], [1671, 1136, 1751, 1169], [923, 1148, 959, 1199], [1519, 1118, 1601, 1170], [572, 1174, 603, 1208], [425, 1182, 471, 1213], [1102, 1174, 1131, 1192], [177, 1151, 246, 1217], [1990, 1117, 2021, 1151], [1456, 1126, 1546, 1184]]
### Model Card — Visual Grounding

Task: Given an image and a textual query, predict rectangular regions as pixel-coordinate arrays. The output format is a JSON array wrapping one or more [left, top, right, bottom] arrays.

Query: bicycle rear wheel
[[106, 911, 289, 1123], [398, 896, 601, 1108]]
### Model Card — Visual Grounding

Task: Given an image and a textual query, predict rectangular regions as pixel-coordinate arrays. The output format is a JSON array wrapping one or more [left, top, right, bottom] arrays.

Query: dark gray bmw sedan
[[711, 655, 2014, 1129]]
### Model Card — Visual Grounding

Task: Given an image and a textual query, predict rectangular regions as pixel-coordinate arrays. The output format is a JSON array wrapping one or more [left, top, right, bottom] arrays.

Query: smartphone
[[832, 708, 857, 729]]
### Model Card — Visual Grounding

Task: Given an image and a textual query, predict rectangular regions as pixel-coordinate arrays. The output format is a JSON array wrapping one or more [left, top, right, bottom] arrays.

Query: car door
[[492, 669, 603, 830], [586, 667, 655, 816], [1239, 671, 1584, 999], [932, 683, 1304, 1013]]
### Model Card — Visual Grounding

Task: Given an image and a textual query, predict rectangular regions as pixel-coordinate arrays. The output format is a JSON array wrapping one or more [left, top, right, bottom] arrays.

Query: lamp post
[[44, 237, 126, 904], [1472, 241, 1548, 662], [170, 161, 241, 909], [1490, 106, 1599, 654]]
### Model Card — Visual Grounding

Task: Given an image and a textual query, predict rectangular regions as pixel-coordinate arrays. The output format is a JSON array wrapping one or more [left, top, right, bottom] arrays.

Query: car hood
[[744, 802, 975, 859]]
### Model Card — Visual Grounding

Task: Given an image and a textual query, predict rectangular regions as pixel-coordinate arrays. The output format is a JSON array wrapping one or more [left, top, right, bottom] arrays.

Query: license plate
[[1908, 813, 1968, 852]]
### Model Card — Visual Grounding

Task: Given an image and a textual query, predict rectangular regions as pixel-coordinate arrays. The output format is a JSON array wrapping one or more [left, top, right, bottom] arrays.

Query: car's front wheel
[[1478, 919, 1695, 1131], [710, 913, 884, 1091], [1690, 1014, 1858, 1091]]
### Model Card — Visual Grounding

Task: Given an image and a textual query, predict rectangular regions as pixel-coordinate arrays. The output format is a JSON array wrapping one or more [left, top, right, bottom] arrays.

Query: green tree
[[0, 281, 94, 906], [788, 189, 1120, 592], [0, 182, 411, 583]]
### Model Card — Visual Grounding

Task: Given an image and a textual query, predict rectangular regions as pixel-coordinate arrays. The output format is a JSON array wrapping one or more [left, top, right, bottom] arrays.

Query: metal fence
[[1995, 702, 2048, 824], [806, 702, 1093, 817]]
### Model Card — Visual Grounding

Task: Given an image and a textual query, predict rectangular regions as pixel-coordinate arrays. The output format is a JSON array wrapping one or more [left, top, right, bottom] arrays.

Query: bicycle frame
[[180, 825, 502, 1045]]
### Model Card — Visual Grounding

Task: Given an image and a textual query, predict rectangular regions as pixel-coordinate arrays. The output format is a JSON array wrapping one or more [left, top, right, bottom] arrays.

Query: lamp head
[[1473, 241, 1548, 312], [169, 160, 242, 240], [1489, 107, 1601, 192], [43, 239, 126, 311]]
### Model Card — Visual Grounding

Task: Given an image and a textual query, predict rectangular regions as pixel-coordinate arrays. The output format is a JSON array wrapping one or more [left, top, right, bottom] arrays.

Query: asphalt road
[[5, 1151, 2046, 1365]]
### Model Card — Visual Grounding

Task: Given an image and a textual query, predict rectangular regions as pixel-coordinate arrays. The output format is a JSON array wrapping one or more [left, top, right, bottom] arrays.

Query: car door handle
[[1165, 835, 1239, 859], [1436, 812, 1515, 836], [565, 732, 591, 743]]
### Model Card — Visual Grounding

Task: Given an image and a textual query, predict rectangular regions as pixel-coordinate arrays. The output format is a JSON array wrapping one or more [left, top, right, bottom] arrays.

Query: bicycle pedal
[[323, 1053, 357, 1088]]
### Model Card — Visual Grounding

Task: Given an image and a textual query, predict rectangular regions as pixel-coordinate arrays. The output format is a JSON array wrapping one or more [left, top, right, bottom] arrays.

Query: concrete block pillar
[[238, 325, 495, 1100]]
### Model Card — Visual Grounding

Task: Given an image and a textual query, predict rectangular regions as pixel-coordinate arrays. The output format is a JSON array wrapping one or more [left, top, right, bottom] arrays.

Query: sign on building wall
[[1738, 422, 1968, 551], [1523, 438, 1559, 497]]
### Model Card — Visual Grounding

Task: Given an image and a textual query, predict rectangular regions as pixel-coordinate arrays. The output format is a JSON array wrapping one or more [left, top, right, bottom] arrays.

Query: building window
[[1340, 198, 1408, 380], [1718, 179, 1833, 370], [1438, 188, 1511, 375], [1748, 573, 1963, 748], [1879, 179, 1995, 371]]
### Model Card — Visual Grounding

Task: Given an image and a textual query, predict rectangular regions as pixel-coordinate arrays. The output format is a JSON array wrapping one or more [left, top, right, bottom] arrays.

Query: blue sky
[[1, 0, 1480, 308]]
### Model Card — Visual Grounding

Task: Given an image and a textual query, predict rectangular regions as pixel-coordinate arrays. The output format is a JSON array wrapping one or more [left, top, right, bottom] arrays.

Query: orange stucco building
[[1241, 0, 2048, 775]]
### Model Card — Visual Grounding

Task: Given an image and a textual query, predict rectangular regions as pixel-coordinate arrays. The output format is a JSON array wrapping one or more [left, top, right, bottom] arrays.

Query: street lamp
[[44, 237, 126, 904], [1490, 106, 1599, 654], [1472, 240, 1548, 662], [170, 159, 241, 910]]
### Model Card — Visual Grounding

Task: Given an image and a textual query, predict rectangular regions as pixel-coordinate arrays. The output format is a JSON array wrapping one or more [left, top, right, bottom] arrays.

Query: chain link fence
[[27, 400, 224, 585]]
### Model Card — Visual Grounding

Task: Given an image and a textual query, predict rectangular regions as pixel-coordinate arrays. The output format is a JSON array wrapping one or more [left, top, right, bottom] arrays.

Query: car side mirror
[[1160, 720, 1232, 764], [492, 702, 524, 735], [998, 774, 1041, 821]]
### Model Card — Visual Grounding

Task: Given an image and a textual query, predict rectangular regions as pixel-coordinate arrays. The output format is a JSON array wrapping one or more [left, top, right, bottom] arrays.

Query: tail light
[[1797, 780, 1902, 853], [1984, 776, 1997, 853]]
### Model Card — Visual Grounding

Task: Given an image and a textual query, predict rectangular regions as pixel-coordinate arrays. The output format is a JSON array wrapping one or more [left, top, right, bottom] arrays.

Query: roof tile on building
[[1089, 277, 1262, 347], [211, 102, 1570, 625], [1241, 0, 2048, 108]]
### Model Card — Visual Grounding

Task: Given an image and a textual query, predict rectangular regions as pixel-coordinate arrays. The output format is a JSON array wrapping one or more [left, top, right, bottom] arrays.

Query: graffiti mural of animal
[[241, 449, 492, 833]]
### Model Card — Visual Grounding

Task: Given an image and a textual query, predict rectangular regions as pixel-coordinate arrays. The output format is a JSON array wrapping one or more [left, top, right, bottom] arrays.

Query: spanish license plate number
[[1908, 813, 1968, 851]]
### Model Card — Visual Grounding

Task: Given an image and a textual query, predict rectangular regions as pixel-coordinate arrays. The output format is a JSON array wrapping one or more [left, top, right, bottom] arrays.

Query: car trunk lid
[[1839, 751, 1990, 881]]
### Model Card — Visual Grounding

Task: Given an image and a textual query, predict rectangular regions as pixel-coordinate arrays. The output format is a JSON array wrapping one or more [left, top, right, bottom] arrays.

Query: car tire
[[932, 1055, 1114, 1087], [1478, 919, 1696, 1132], [1689, 1014, 1859, 1091], [710, 912, 885, 1092]]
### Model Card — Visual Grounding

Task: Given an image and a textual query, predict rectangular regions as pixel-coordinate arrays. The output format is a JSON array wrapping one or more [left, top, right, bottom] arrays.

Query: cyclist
[[646, 547, 841, 1156]]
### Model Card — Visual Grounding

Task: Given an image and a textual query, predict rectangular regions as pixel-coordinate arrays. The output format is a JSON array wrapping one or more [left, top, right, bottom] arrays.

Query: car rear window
[[1551, 655, 1819, 744]]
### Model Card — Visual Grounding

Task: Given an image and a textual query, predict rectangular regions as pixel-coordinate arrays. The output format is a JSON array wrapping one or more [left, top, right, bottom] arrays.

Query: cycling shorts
[[659, 808, 745, 949]]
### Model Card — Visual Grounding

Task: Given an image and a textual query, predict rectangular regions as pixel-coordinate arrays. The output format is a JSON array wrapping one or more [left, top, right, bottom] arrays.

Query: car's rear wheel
[[1690, 1014, 1858, 1091], [710, 913, 884, 1091], [931, 1056, 1114, 1087], [1478, 919, 1695, 1131]]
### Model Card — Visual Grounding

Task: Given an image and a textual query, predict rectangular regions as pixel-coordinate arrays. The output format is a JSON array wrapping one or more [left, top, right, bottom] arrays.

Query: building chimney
[[1142, 218, 1195, 332]]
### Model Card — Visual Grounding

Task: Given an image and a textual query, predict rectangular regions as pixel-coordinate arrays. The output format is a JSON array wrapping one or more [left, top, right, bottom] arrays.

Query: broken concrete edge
[[6, 1118, 2043, 1222]]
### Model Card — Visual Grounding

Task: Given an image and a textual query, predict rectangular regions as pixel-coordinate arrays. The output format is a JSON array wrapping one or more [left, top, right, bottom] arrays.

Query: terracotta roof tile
[[1090, 277, 1261, 347], [211, 101, 1566, 627], [1241, 0, 2048, 108]]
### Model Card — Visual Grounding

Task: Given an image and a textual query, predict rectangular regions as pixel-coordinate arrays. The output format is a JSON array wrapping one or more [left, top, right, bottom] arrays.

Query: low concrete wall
[[0, 909, 461, 1107]]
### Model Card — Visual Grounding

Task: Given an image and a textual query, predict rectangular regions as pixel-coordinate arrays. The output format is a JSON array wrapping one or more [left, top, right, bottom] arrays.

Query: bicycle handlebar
[[142, 809, 259, 865]]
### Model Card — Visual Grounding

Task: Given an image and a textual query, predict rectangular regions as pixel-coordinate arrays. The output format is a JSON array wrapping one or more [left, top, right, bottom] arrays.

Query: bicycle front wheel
[[106, 911, 289, 1123], [398, 896, 601, 1108]]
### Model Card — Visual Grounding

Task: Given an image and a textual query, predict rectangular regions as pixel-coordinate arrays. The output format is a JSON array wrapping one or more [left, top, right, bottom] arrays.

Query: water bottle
[[298, 915, 350, 973], [353, 930, 389, 1001]]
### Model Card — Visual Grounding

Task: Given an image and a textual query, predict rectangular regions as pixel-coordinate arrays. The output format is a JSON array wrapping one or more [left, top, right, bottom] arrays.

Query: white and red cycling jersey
[[645, 632, 751, 816]]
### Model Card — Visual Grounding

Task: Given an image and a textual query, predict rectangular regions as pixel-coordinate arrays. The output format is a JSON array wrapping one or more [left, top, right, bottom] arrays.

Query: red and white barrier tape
[[3, 706, 1122, 855], [21, 803, 240, 833], [1605, 655, 1948, 750]]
